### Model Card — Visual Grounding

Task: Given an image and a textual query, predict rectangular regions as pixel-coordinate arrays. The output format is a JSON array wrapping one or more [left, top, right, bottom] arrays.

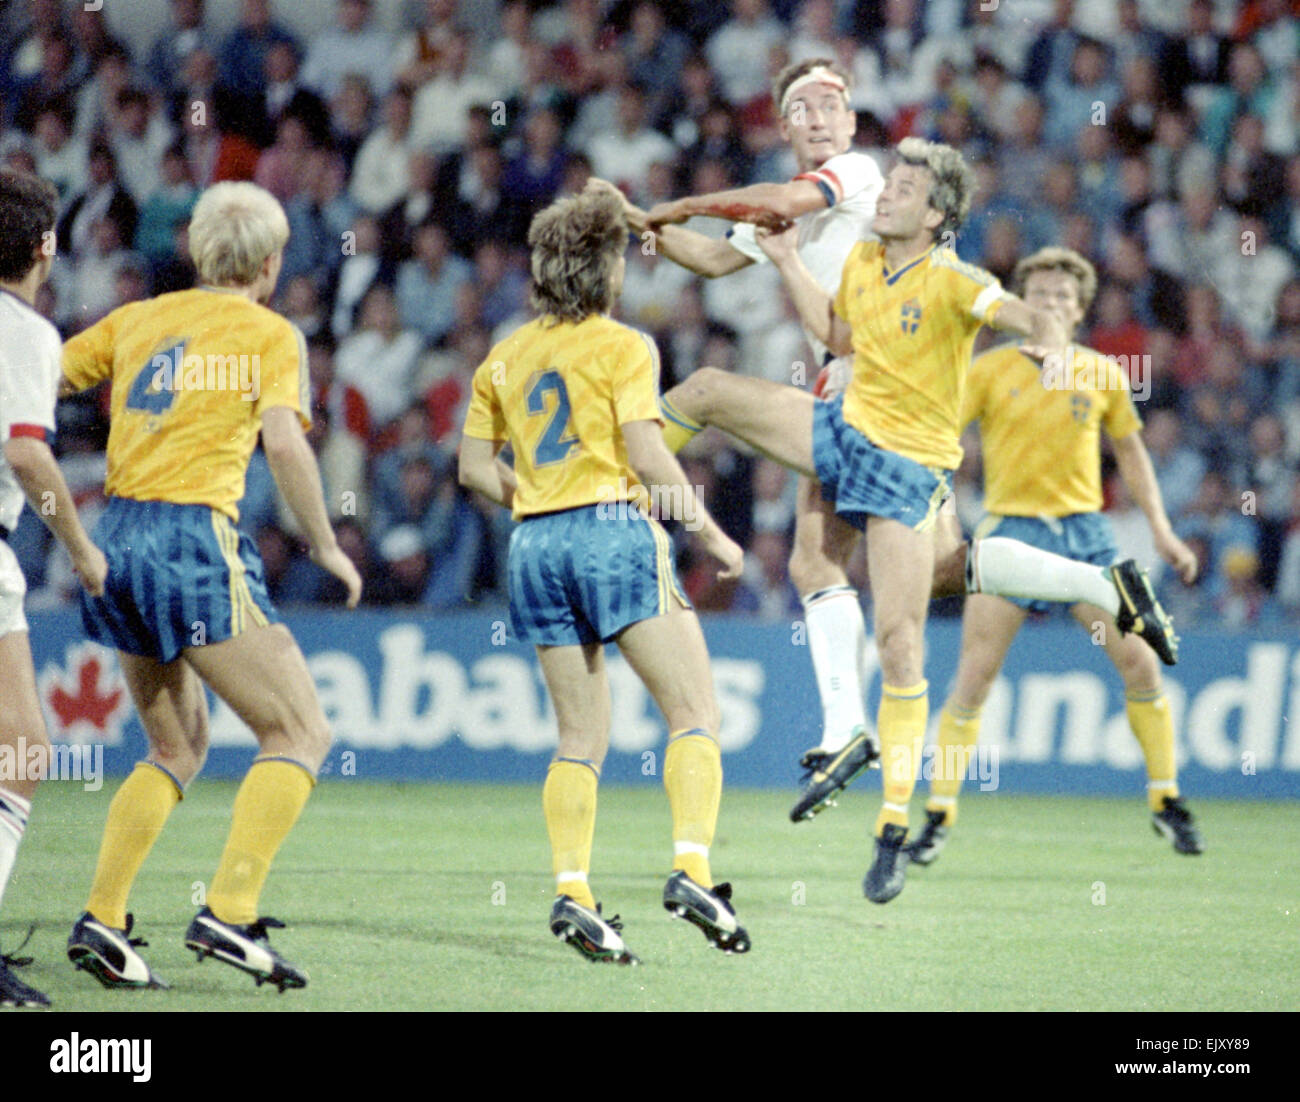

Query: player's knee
[[1116, 643, 1161, 695], [677, 367, 725, 420], [876, 621, 924, 684], [788, 536, 848, 594]]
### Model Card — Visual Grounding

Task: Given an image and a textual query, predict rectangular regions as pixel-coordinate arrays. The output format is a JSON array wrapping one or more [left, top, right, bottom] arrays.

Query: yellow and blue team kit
[[62, 287, 311, 660], [965, 341, 1143, 612], [462, 314, 688, 646], [815, 241, 1007, 531]]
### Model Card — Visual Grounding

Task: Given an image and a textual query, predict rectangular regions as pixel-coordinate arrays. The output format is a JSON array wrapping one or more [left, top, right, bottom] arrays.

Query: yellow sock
[[207, 758, 315, 925], [660, 393, 703, 454], [926, 701, 981, 826], [664, 728, 721, 888], [1127, 690, 1178, 811], [875, 681, 928, 836], [543, 758, 598, 909], [86, 761, 182, 930]]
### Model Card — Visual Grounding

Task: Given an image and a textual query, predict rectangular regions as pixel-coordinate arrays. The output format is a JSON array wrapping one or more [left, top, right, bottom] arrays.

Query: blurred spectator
[[503, 108, 568, 210], [335, 284, 423, 436], [220, 0, 299, 100], [350, 87, 414, 215], [59, 143, 137, 262], [146, 0, 213, 102], [732, 530, 802, 619], [1158, 0, 1230, 101], [1144, 408, 1207, 520], [300, 0, 393, 100], [1023, 0, 1082, 93], [134, 145, 198, 267], [623, 3, 690, 123], [409, 29, 499, 155], [331, 212, 385, 336], [395, 221, 472, 345], [707, 0, 784, 106]]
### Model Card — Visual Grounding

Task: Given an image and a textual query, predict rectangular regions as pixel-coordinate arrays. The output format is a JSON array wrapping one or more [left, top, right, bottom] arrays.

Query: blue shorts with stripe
[[812, 396, 952, 532], [508, 503, 690, 646], [81, 497, 279, 662], [975, 512, 1118, 613]]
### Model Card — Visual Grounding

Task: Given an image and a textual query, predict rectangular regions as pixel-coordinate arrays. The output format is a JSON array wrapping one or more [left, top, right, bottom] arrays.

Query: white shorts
[[0, 540, 29, 638]]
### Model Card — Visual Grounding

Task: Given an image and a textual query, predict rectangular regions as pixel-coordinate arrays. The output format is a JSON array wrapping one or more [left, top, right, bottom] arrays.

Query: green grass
[[6, 781, 1298, 1011]]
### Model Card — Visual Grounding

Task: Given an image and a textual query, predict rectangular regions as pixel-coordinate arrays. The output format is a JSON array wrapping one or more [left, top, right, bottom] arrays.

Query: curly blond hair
[[895, 137, 975, 240], [528, 190, 628, 324]]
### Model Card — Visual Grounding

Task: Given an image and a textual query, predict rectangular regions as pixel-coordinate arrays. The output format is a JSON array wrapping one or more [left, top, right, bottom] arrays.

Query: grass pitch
[[6, 781, 1297, 1012]]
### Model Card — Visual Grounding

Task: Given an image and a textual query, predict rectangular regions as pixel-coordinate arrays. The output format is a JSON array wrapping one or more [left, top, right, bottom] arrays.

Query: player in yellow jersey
[[907, 247, 1203, 867], [458, 190, 751, 963], [658, 138, 1179, 903], [61, 182, 362, 992]]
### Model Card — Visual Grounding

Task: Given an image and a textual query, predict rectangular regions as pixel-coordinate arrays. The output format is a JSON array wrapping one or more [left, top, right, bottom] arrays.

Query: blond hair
[[1013, 246, 1098, 313], [528, 190, 627, 324], [188, 181, 290, 286], [895, 137, 975, 240]]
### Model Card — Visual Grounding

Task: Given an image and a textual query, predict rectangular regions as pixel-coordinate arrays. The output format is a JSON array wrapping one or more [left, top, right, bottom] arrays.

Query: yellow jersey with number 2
[[462, 314, 663, 520]]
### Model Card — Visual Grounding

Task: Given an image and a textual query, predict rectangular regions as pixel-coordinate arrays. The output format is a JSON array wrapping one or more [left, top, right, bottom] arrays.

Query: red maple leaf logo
[[48, 655, 124, 732]]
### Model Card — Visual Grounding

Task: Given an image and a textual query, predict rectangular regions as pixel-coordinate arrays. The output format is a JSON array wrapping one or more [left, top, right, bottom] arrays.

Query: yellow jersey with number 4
[[834, 242, 1006, 470], [963, 342, 1142, 517], [462, 314, 662, 520], [62, 287, 310, 522]]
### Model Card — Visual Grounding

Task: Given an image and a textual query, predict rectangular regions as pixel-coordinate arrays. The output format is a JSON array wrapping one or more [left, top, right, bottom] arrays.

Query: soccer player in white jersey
[[0, 169, 107, 1008], [591, 60, 1179, 828]]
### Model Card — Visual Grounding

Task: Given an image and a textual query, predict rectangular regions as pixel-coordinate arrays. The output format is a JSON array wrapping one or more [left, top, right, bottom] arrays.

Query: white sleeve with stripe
[[0, 316, 61, 441]]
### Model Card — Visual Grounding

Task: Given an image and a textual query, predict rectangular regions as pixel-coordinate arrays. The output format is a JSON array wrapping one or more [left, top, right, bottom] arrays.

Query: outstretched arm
[[1112, 431, 1199, 584], [585, 178, 751, 278], [644, 179, 827, 230], [986, 294, 1069, 359], [262, 406, 363, 607]]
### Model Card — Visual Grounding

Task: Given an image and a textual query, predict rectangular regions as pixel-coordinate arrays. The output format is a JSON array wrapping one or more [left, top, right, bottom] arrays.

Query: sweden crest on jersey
[[900, 298, 922, 334]]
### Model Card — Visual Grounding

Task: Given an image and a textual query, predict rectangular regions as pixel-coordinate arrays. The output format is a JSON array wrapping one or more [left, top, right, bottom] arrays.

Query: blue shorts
[[81, 497, 279, 662], [812, 396, 952, 532], [508, 503, 689, 646], [975, 512, 1119, 613]]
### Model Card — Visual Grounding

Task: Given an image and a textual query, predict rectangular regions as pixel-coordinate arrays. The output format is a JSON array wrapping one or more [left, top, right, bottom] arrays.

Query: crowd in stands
[[3, 0, 1300, 629]]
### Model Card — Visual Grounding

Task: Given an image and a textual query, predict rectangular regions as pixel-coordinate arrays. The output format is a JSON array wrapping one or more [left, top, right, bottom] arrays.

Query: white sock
[[0, 787, 32, 911], [803, 586, 870, 752], [970, 537, 1120, 615]]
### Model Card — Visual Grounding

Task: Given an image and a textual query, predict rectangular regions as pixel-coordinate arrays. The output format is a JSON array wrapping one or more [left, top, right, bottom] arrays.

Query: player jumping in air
[[593, 62, 1178, 834], [459, 189, 751, 964], [62, 181, 363, 992], [0, 169, 107, 1009], [907, 247, 1203, 866], [658, 137, 1178, 903]]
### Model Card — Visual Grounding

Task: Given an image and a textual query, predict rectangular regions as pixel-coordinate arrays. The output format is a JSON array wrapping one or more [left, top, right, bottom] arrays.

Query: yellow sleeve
[[255, 319, 312, 429], [935, 251, 1004, 328], [1101, 357, 1143, 440], [613, 330, 662, 425], [61, 310, 118, 391], [463, 358, 507, 441]]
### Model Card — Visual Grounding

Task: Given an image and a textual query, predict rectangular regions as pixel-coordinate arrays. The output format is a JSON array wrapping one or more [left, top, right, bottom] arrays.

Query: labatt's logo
[[208, 624, 765, 752], [205, 624, 1300, 775]]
